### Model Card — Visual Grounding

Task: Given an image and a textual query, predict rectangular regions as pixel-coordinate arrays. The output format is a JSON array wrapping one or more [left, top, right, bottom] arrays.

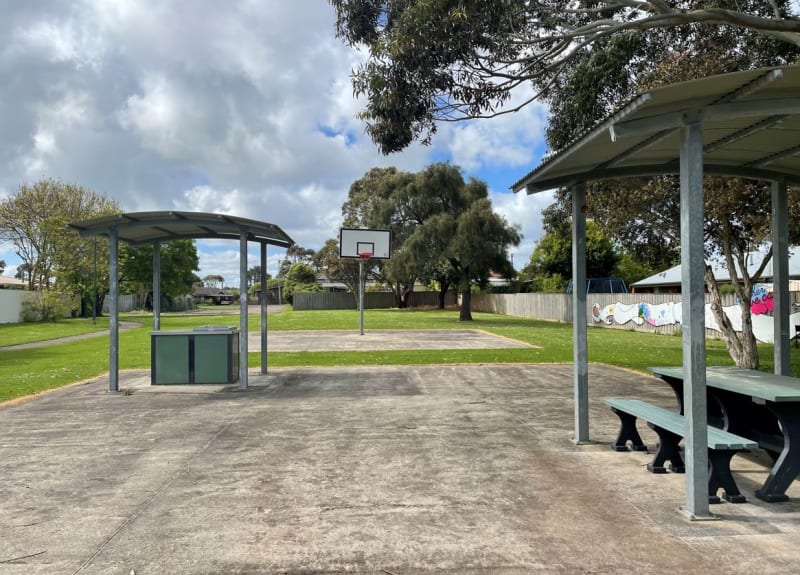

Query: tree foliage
[[283, 262, 323, 304], [522, 220, 619, 292], [347, 163, 520, 319], [0, 179, 121, 317], [331, 0, 800, 153], [341, 166, 418, 306], [203, 274, 225, 288], [120, 240, 200, 300], [541, 29, 800, 368], [314, 238, 363, 301]]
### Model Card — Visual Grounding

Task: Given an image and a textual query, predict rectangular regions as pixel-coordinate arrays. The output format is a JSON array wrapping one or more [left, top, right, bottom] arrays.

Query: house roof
[[69, 211, 293, 247], [192, 286, 233, 296], [512, 65, 800, 194], [632, 247, 800, 287], [0, 275, 26, 287]]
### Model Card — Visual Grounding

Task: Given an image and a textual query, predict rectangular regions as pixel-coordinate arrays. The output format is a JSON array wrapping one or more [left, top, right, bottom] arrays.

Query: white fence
[[0, 289, 28, 324], [0, 291, 141, 324]]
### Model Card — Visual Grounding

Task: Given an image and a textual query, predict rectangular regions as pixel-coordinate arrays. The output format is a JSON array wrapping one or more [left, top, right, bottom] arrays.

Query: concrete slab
[[2, 364, 800, 574], [248, 329, 535, 352]]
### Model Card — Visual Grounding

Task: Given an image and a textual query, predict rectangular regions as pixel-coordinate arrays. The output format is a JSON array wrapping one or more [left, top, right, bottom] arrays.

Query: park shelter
[[69, 211, 293, 391], [512, 64, 800, 519]]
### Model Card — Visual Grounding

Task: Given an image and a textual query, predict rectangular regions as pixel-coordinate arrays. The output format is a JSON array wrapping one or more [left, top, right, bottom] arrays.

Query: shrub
[[165, 294, 197, 312], [21, 290, 72, 322]]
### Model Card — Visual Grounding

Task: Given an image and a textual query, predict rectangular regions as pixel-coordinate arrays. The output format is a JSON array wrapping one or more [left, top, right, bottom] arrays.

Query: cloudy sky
[[0, 0, 554, 283]]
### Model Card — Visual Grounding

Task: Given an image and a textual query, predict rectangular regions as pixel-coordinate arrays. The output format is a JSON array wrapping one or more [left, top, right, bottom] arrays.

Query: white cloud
[[490, 188, 556, 270], [0, 0, 550, 280], [444, 88, 550, 172]]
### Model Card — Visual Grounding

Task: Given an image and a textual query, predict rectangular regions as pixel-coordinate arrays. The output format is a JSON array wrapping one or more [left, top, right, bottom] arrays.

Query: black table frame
[[651, 367, 800, 502]]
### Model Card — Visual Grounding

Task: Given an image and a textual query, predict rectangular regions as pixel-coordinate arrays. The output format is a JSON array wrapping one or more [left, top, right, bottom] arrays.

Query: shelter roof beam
[[747, 142, 800, 167], [611, 100, 800, 140]]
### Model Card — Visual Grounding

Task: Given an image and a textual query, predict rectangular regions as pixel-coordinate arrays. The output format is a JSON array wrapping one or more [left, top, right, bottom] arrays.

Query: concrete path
[[2, 363, 800, 574], [0, 321, 143, 351], [0, 305, 285, 352]]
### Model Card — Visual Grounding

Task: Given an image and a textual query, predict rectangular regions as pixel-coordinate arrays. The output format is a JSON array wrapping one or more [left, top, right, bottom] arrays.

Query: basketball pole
[[359, 257, 365, 335]]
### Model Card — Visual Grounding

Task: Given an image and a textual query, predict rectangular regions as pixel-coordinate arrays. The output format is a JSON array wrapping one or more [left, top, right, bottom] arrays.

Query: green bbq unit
[[151, 326, 240, 384]]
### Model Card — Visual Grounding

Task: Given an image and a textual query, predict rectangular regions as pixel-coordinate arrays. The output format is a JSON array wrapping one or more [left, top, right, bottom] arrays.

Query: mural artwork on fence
[[592, 284, 800, 343]]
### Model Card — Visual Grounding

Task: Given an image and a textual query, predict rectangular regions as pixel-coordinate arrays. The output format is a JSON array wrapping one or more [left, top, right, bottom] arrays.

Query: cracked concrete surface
[[2, 335, 800, 574]]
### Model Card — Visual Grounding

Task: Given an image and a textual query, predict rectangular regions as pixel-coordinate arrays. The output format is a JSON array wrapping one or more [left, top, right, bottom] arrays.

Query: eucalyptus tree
[[331, 0, 800, 154], [342, 163, 520, 317], [539, 28, 800, 368], [399, 164, 520, 320], [0, 179, 121, 316], [342, 166, 419, 307]]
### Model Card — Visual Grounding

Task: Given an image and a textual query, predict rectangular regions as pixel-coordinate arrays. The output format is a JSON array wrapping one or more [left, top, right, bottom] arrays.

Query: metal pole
[[109, 227, 119, 393], [572, 183, 589, 444], [92, 236, 97, 325], [771, 180, 790, 376], [260, 242, 268, 374], [152, 240, 161, 331], [359, 259, 365, 335], [679, 116, 711, 520], [239, 231, 248, 389]]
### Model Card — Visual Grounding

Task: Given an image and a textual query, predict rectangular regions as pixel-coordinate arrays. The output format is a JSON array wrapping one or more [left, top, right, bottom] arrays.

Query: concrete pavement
[[2, 358, 800, 574]]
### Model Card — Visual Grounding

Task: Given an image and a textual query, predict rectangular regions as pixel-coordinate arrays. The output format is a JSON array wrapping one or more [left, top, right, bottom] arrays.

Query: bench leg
[[646, 423, 685, 473], [708, 449, 747, 504], [610, 408, 648, 452]]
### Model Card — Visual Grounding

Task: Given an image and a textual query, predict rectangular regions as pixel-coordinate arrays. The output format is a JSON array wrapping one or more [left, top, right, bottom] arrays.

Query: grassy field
[[0, 317, 111, 346], [0, 308, 797, 404]]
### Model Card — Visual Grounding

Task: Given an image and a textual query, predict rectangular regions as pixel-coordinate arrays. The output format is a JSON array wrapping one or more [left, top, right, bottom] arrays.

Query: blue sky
[[0, 1, 555, 285]]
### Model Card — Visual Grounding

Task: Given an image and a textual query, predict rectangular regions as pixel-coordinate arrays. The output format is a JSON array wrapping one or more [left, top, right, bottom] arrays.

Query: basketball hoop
[[358, 252, 373, 261]]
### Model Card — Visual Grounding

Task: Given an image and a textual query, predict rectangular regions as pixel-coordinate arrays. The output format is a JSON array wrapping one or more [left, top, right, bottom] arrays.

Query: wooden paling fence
[[293, 291, 457, 311]]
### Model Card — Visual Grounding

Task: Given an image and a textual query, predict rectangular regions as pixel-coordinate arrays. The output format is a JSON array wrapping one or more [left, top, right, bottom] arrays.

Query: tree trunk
[[459, 288, 472, 321], [705, 267, 759, 369], [399, 283, 413, 308], [437, 276, 449, 309]]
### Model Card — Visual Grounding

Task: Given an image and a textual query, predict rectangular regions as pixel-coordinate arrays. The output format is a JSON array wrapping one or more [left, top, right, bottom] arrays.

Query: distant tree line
[[0, 178, 200, 321]]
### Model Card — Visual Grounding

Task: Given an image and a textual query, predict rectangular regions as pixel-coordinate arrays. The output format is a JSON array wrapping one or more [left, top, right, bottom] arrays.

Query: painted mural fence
[[471, 289, 800, 342], [590, 284, 799, 343]]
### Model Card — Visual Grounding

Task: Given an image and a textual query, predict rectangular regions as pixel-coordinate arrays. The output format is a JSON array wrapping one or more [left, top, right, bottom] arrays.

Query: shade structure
[[69, 210, 293, 247], [69, 211, 294, 393], [512, 64, 799, 519]]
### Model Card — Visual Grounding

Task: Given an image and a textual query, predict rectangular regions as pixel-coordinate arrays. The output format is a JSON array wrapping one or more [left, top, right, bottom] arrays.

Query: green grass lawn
[[0, 308, 798, 404], [0, 317, 112, 346]]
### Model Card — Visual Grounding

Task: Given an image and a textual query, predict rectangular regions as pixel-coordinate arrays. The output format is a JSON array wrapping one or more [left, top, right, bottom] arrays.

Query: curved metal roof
[[68, 211, 294, 247], [512, 65, 800, 193]]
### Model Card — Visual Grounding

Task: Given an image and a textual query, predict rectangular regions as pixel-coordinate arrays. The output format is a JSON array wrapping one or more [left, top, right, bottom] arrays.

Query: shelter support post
[[260, 242, 268, 374], [572, 183, 590, 443], [109, 227, 119, 393], [152, 240, 161, 331], [239, 231, 248, 389], [771, 180, 790, 376], [679, 117, 711, 520]]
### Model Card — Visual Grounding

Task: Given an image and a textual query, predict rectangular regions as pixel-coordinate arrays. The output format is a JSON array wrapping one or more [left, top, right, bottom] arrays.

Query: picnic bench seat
[[605, 398, 759, 503]]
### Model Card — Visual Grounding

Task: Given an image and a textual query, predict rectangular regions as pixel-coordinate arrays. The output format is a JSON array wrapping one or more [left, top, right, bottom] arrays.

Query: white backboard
[[339, 228, 392, 259]]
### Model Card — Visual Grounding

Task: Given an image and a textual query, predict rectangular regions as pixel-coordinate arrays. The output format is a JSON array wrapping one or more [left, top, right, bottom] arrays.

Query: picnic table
[[650, 366, 800, 502]]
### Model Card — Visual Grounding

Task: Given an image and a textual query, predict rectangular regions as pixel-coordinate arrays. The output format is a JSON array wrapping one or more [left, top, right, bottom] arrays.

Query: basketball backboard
[[339, 228, 392, 259]]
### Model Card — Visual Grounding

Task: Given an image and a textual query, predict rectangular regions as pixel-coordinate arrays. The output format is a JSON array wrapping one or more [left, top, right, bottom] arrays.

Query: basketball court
[[248, 328, 535, 352]]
